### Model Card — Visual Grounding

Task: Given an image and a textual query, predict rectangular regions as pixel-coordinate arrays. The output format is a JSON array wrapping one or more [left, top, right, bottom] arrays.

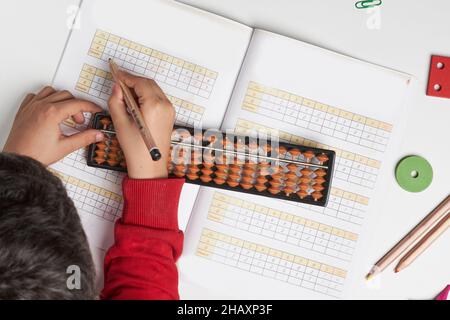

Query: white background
[[0, 0, 448, 299]]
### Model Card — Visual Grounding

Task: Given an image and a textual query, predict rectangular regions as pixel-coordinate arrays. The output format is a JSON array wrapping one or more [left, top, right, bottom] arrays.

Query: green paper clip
[[355, 0, 382, 9]]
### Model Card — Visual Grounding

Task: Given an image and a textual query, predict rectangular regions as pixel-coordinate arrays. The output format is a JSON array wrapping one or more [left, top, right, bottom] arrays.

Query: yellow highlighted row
[[235, 119, 381, 169], [49, 169, 122, 203], [197, 228, 347, 278], [75, 64, 206, 116], [90, 30, 218, 79], [245, 82, 393, 132], [209, 193, 359, 241]]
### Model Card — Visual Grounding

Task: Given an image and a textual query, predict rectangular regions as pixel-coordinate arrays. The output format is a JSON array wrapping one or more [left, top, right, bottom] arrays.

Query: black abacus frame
[[87, 113, 336, 207]]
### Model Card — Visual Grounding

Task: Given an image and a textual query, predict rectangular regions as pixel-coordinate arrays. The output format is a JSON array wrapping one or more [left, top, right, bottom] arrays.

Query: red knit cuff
[[122, 177, 184, 231]]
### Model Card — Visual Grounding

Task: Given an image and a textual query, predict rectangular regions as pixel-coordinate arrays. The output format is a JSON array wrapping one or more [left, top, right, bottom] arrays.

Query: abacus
[[87, 113, 336, 206]]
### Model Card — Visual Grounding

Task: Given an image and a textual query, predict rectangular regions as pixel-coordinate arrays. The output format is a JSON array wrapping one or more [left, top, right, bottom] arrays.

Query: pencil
[[108, 59, 162, 161], [395, 213, 449, 273], [366, 194, 450, 280]]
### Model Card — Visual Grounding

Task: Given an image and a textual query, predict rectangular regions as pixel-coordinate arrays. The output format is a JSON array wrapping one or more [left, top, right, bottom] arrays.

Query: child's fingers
[[18, 93, 36, 111], [60, 129, 104, 156], [54, 99, 103, 121], [46, 90, 74, 103], [119, 70, 163, 101], [36, 86, 56, 99], [72, 112, 85, 124], [108, 84, 131, 127]]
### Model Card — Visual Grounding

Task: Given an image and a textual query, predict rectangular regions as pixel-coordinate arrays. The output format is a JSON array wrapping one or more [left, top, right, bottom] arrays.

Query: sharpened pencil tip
[[365, 273, 374, 281]]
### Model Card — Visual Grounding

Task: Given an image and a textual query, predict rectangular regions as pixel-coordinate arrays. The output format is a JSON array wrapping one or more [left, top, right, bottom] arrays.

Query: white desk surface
[[0, 0, 448, 300]]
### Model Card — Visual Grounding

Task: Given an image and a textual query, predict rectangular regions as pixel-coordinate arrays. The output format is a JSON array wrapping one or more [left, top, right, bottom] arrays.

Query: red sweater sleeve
[[101, 177, 185, 300]]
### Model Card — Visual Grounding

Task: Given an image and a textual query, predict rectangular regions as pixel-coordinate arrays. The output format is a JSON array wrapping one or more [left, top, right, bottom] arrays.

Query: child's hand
[[108, 71, 175, 179], [3, 86, 104, 165]]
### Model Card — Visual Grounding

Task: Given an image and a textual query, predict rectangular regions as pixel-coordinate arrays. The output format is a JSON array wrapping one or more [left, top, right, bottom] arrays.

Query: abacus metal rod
[[172, 142, 328, 169], [99, 130, 329, 169]]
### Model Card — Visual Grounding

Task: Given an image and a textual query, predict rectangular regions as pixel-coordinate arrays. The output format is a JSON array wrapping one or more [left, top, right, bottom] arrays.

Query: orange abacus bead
[[289, 149, 301, 157], [240, 182, 253, 190], [108, 154, 119, 161], [300, 168, 313, 176], [314, 169, 327, 177], [174, 171, 186, 178], [95, 150, 107, 158], [313, 184, 325, 192], [285, 172, 298, 180], [96, 143, 107, 150], [107, 159, 119, 167], [201, 168, 213, 176], [271, 173, 284, 180], [109, 146, 120, 153], [214, 178, 226, 185], [94, 157, 106, 165], [256, 176, 268, 184], [255, 184, 267, 192], [187, 173, 199, 180], [230, 165, 242, 173], [216, 164, 229, 171], [316, 153, 329, 164], [100, 118, 111, 128], [243, 168, 256, 176], [203, 163, 215, 169], [241, 176, 254, 184], [188, 165, 200, 174], [312, 191, 323, 201], [303, 150, 315, 160], [314, 177, 326, 185], [214, 171, 228, 179], [299, 183, 309, 191], [268, 186, 281, 195], [277, 146, 287, 155], [297, 190, 308, 199], [175, 164, 186, 172], [270, 181, 282, 188], [200, 175, 212, 183], [227, 180, 239, 188], [228, 173, 240, 181], [284, 187, 295, 196], [244, 163, 258, 170], [287, 163, 298, 172], [285, 180, 297, 188], [299, 176, 312, 184]]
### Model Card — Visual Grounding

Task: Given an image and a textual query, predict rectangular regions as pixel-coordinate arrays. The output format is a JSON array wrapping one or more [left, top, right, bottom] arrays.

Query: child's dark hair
[[0, 153, 96, 299]]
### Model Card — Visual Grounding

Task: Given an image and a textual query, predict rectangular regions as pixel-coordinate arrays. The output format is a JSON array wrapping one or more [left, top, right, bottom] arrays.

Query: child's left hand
[[3, 86, 104, 165]]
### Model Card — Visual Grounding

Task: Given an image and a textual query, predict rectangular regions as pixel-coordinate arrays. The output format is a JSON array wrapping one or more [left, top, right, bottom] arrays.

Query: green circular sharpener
[[395, 156, 433, 193]]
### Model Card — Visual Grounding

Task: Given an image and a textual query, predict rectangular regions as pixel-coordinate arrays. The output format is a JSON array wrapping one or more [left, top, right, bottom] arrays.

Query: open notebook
[[52, 0, 412, 299]]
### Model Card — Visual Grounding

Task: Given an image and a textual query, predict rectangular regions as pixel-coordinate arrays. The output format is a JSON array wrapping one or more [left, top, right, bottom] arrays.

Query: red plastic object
[[427, 55, 450, 99]]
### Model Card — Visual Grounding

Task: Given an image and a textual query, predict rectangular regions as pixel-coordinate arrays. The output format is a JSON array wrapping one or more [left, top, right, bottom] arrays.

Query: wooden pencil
[[109, 59, 161, 161], [366, 194, 450, 280], [395, 213, 449, 273]]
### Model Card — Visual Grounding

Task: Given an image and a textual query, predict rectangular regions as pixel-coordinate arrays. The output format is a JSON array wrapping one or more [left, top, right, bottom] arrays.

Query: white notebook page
[[51, 0, 252, 290], [179, 30, 412, 299]]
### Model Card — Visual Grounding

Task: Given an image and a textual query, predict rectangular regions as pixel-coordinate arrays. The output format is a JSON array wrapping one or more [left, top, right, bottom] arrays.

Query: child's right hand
[[108, 71, 175, 179]]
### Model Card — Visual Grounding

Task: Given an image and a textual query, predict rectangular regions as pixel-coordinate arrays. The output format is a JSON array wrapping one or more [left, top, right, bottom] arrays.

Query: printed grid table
[[196, 228, 347, 298], [50, 169, 123, 222], [242, 82, 393, 152], [76, 64, 206, 126], [235, 119, 380, 190], [61, 148, 125, 185], [88, 30, 218, 99], [288, 187, 369, 226], [208, 192, 358, 261]]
